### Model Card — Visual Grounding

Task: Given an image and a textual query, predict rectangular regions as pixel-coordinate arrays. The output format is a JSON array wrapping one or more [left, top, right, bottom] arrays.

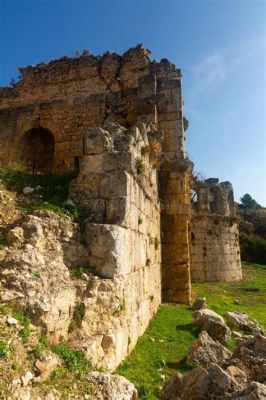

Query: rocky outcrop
[[0, 210, 87, 342], [0, 125, 162, 371]]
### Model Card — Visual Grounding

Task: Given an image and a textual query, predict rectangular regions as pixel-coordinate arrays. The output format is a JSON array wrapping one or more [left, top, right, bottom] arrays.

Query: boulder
[[193, 309, 231, 343], [21, 371, 34, 387], [234, 334, 266, 359], [187, 330, 232, 366], [23, 187, 35, 195], [161, 368, 209, 400], [226, 312, 265, 336], [88, 372, 139, 399], [227, 381, 266, 399], [192, 298, 208, 311], [226, 311, 250, 330], [35, 352, 61, 382], [180, 368, 210, 400], [162, 364, 242, 400]]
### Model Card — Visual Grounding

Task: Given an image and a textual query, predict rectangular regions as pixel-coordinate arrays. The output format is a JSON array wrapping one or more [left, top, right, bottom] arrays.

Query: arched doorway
[[17, 127, 55, 173]]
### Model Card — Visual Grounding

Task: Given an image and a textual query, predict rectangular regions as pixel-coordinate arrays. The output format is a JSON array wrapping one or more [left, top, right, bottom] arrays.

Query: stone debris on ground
[[162, 306, 266, 400]]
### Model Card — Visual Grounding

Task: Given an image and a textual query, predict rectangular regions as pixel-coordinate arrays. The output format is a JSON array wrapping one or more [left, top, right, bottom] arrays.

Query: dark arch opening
[[17, 127, 55, 173]]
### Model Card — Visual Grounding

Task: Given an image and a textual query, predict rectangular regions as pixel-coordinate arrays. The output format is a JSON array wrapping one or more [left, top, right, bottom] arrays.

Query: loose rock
[[88, 372, 139, 400], [193, 309, 231, 343], [187, 330, 232, 366]]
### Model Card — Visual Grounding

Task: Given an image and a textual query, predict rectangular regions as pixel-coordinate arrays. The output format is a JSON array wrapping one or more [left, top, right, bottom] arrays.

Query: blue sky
[[0, 0, 265, 205]]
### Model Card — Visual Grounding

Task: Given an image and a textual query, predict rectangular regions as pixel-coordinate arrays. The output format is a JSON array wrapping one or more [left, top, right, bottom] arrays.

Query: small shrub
[[186, 359, 203, 370], [72, 303, 85, 329], [39, 335, 49, 348], [0, 233, 7, 246], [138, 217, 143, 225], [154, 237, 160, 250], [11, 362, 18, 370], [12, 309, 31, 342], [52, 343, 92, 372], [70, 264, 99, 279], [0, 305, 11, 316], [141, 146, 148, 156], [51, 367, 65, 380], [0, 340, 7, 358], [116, 299, 126, 313], [136, 159, 145, 175], [34, 344, 43, 359]]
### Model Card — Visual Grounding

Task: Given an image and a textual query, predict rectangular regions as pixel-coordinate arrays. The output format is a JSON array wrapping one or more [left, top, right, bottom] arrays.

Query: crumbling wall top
[[192, 177, 236, 217]]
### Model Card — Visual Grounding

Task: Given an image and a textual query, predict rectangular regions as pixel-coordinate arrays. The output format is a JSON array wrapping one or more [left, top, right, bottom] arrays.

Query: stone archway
[[17, 127, 55, 173]]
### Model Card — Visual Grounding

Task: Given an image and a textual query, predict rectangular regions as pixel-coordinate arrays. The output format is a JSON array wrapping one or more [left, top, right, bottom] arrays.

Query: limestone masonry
[[0, 45, 242, 369]]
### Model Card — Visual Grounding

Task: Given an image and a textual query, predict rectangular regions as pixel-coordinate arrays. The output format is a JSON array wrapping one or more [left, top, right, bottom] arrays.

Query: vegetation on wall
[[237, 194, 266, 264]]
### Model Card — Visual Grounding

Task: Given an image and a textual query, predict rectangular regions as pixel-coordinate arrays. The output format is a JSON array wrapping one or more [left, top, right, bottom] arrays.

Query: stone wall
[[0, 44, 242, 311], [68, 123, 162, 369], [190, 179, 242, 283], [0, 45, 185, 173], [0, 44, 192, 304]]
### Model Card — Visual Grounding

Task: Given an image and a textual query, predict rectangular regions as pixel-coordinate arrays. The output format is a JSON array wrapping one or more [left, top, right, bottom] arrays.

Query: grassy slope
[[117, 262, 266, 400], [0, 168, 86, 223]]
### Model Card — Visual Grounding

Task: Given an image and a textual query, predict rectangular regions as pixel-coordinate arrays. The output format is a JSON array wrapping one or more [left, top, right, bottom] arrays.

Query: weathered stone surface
[[0, 210, 85, 342], [192, 297, 208, 311], [187, 330, 232, 366], [35, 352, 61, 382], [193, 309, 231, 343], [226, 381, 266, 399], [226, 311, 265, 335], [226, 311, 251, 330], [161, 368, 209, 400], [85, 223, 130, 278], [190, 178, 242, 284], [88, 372, 139, 399]]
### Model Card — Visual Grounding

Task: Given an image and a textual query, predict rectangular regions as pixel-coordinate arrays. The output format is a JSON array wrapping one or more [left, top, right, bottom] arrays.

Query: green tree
[[240, 193, 261, 210]]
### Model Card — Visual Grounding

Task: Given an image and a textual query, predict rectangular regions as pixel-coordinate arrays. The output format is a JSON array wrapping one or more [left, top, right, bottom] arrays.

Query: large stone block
[[85, 223, 131, 277]]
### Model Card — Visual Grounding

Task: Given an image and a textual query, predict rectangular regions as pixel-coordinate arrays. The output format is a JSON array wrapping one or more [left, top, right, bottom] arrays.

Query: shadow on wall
[[15, 127, 55, 174]]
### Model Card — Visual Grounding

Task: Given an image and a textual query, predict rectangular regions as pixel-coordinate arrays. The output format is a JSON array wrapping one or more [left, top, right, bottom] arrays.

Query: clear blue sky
[[1, 0, 265, 205]]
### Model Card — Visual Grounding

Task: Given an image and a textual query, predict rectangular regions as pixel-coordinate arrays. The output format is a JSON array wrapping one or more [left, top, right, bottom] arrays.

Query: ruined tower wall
[[0, 45, 192, 304], [0, 46, 183, 172], [68, 123, 161, 369], [190, 179, 242, 283], [0, 47, 151, 171], [190, 216, 242, 282]]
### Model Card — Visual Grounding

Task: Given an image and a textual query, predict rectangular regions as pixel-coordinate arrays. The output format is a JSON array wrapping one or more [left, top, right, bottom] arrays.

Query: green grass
[[117, 262, 266, 399], [52, 343, 92, 373], [0, 305, 31, 343], [0, 340, 8, 359], [117, 305, 197, 399], [0, 168, 86, 223], [70, 264, 99, 279], [193, 262, 266, 326]]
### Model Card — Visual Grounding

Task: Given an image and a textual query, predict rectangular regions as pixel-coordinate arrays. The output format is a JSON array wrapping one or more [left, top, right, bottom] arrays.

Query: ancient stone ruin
[[0, 45, 242, 369]]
